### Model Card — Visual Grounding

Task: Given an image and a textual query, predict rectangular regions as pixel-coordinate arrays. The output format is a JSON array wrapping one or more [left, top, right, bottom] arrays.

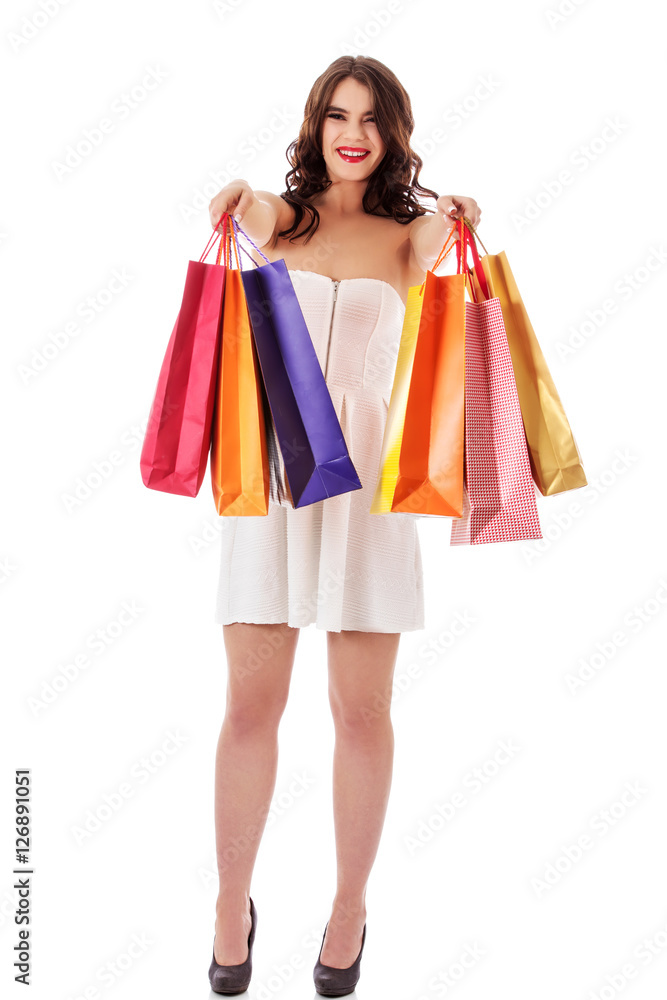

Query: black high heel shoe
[[208, 896, 257, 995], [313, 919, 367, 996]]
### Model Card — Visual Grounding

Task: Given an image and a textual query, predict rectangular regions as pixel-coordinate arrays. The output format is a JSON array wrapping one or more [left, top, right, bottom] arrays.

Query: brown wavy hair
[[278, 56, 438, 244]]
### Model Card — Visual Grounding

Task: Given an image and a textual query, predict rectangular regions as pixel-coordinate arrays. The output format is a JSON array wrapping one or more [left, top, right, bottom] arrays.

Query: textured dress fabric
[[214, 268, 425, 633]]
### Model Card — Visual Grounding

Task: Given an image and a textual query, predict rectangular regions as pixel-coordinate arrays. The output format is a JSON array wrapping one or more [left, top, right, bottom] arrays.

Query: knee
[[330, 695, 393, 742], [224, 695, 287, 737]]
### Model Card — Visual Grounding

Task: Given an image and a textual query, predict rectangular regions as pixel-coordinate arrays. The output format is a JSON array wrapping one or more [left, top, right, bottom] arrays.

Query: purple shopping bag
[[232, 219, 361, 508]]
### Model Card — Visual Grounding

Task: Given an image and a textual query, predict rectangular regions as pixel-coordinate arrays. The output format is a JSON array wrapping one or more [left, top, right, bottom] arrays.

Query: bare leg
[[213, 621, 299, 964], [320, 628, 401, 967]]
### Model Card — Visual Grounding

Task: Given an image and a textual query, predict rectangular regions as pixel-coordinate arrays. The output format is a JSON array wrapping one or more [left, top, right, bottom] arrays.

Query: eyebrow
[[325, 105, 375, 115]]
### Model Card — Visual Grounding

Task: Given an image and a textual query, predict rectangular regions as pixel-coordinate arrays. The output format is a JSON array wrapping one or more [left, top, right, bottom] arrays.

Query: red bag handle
[[199, 213, 228, 264], [464, 216, 489, 257], [455, 220, 475, 300], [198, 211, 237, 265], [416, 213, 490, 300], [455, 217, 491, 302], [199, 212, 271, 269]]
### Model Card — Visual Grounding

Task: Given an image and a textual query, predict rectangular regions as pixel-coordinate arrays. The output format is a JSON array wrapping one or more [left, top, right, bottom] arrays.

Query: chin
[[327, 155, 377, 178]]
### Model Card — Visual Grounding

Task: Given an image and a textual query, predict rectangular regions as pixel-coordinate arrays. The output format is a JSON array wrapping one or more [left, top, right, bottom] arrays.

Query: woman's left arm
[[409, 195, 482, 272]]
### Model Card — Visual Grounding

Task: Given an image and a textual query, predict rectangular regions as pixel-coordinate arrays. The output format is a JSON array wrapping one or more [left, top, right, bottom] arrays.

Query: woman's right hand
[[209, 179, 256, 233]]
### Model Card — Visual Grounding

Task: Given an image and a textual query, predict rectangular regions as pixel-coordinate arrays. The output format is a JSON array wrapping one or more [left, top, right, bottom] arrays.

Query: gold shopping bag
[[465, 225, 587, 496]]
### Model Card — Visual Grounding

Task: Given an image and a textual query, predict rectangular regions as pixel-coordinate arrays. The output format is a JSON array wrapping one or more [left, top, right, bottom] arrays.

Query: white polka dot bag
[[450, 220, 543, 545]]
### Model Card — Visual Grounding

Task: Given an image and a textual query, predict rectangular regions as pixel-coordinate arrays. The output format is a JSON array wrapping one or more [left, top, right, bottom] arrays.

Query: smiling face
[[320, 76, 386, 184]]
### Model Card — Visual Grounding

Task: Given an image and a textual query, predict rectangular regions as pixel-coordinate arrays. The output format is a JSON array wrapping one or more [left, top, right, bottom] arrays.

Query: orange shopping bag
[[371, 227, 465, 517], [209, 217, 270, 515]]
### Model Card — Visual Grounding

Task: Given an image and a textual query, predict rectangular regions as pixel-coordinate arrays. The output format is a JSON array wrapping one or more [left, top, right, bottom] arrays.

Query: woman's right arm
[[208, 180, 294, 249]]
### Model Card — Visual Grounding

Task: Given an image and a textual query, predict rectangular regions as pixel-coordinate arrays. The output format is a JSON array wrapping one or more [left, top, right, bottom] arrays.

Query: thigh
[[326, 630, 401, 726], [223, 622, 300, 720]]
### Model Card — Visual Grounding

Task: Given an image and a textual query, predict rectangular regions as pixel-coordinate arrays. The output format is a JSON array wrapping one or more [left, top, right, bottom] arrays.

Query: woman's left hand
[[436, 194, 482, 236]]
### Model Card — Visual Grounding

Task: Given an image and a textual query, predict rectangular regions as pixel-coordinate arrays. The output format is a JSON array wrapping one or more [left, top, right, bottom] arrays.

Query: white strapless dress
[[213, 268, 425, 633]]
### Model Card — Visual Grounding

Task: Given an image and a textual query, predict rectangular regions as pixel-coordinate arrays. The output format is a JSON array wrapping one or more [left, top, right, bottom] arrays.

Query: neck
[[313, 178, 369, 217]]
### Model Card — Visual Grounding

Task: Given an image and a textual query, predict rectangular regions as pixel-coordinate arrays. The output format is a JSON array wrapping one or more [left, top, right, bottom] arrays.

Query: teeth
[[338, 149, 368, 157]]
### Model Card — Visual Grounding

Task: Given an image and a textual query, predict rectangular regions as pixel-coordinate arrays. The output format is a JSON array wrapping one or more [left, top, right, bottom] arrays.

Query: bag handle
[[456, 219, 477, 302], [198, 211, 272, 268], [416, 211, 490, 298], [463, 216, 489, 255], [457, 217, 491, 302], [222, 213, 241, 269], [199, 213, 228, 264], [417, 218, 459, 297], [227, 214, 271, 268], [455, 217, 491, 303]]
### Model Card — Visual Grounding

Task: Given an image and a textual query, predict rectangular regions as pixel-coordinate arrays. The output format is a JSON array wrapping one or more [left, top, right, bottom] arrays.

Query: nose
[[340, 131, 370, 145], [340, 121, 371, 141]]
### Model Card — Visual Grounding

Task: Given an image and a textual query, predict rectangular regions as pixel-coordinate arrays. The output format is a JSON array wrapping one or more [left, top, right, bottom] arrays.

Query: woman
[[206, 55, 481, 996]]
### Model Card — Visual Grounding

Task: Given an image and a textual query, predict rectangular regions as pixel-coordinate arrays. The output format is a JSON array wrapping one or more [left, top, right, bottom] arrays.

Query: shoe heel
[[313, 919, 367, 997], [208, 896, 257, 996]]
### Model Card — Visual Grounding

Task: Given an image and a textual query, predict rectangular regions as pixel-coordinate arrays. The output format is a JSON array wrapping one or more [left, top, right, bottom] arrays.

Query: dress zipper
[[323, 279, 340, 380]]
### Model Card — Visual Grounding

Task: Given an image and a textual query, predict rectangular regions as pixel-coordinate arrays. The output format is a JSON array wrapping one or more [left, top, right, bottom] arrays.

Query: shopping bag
[[450, 220, 543, 545], [230, 216, 362, 508], [370, 226, 465, 516], [209, 218, 270, 515], [140, 219, 228, 497], [464, 224, 587, 496]]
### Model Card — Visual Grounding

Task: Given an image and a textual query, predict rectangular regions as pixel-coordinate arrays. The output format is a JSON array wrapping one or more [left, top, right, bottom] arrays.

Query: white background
[[2, 0, 666, 997]]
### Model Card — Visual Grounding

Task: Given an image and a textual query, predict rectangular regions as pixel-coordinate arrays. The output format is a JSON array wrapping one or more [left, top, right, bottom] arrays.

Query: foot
[[213, 895, 253, 965], [319, 902, 367, 969]]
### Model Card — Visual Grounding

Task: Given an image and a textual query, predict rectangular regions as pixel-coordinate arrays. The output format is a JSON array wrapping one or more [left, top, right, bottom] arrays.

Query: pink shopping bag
[[140, 220, 228, 497], [450, 220, 542, 545]]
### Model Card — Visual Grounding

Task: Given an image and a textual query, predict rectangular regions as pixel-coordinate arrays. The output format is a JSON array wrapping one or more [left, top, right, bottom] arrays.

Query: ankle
[[215, 889, 251, 913], [329, 895, 367, 926]]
